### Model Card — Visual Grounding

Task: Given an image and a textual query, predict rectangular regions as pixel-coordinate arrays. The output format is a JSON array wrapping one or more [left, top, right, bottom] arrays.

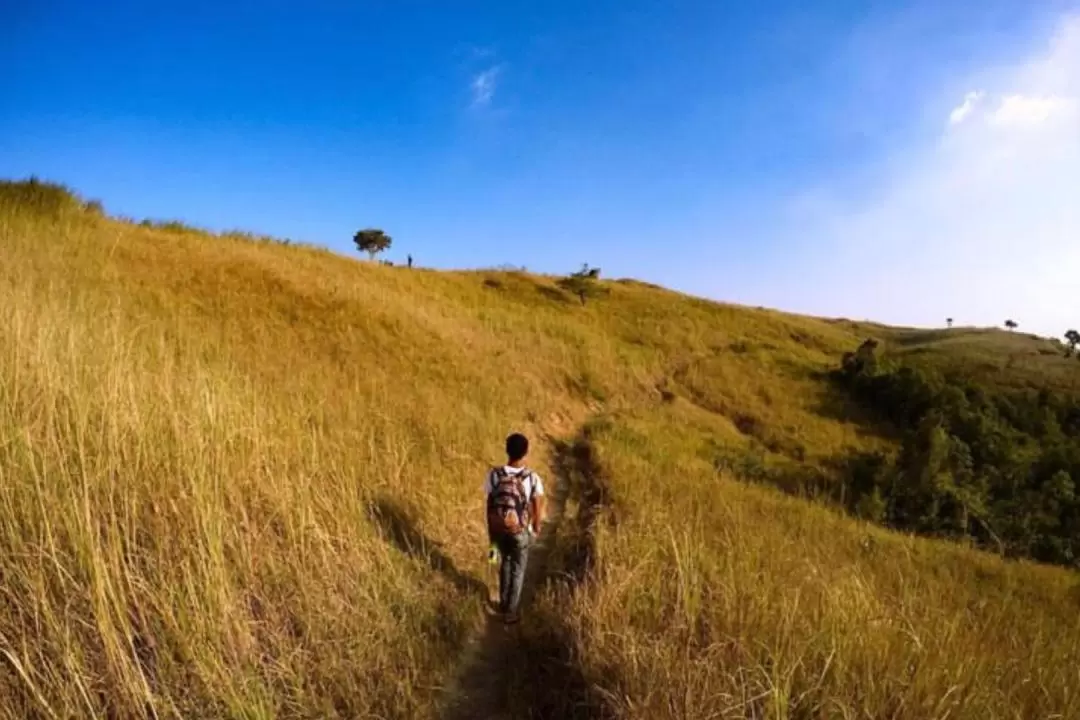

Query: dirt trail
[[440, 429, 611, 720]]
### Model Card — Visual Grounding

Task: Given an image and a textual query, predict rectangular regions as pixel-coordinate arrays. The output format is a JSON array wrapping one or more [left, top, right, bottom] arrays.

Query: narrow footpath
[[440, 427, 610, 720]]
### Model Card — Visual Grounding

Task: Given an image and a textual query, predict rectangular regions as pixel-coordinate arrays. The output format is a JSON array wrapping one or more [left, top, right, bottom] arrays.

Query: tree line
[[834, 340, 1080, 568]]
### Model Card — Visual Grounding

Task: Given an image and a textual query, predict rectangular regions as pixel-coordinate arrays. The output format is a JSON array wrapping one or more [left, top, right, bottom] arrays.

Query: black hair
[[505, 433, 529, 462]]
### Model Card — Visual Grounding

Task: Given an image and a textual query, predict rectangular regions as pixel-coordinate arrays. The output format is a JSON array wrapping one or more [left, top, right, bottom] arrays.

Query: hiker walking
[[407, 254, 414, 268], [485, 433, 546, 624]]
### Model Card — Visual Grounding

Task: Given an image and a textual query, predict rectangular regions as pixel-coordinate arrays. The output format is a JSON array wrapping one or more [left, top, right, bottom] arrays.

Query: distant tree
[[353, 228, 392, 260], [558, 264, 607, 306], [1004, 319, 1018, 332], [1066, 329, 1080, 356], [946, 318, 954, 329]]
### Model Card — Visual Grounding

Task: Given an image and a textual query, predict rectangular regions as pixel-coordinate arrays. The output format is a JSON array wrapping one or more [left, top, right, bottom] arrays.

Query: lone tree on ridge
[[353, 229, 392, 260]]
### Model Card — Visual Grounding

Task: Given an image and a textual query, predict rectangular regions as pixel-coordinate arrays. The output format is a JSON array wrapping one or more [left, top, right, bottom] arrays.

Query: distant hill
[[887, 326, 1079, 389], [1, 178, 1077, 719]]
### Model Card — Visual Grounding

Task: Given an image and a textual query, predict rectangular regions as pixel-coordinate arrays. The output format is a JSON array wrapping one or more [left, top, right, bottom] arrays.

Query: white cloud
[[947, 90, 1075, 130], [772, 14, 1080, 338], [949, 90, 984, 125], [470, 66, 501, 107], [990, 93, 1075, 126]]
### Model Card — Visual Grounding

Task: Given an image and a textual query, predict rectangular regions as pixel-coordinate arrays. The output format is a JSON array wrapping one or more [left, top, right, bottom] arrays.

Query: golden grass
[[1, 198, 1077, 718], [561, 410, 1080, 718]]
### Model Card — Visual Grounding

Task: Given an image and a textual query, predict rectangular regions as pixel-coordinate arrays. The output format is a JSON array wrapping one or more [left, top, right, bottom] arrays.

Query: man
[[484, 432, 546, 624]]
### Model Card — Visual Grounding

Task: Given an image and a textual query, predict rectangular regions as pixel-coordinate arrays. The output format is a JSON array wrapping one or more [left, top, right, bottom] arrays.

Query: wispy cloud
[[948, 90, 984, 125], [949, 89, 1075, 128], [470, 65, 502, 108], [772, 14, 1080, 337], [467, 45, 497, 62]]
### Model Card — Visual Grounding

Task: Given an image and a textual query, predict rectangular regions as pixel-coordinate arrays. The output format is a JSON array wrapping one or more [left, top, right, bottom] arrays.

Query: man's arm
[[482, 470, 494, 539], [530, 493, 546, 536]]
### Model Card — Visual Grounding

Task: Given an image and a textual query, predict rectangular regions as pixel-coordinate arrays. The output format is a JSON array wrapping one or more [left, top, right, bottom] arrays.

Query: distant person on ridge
[[485, 433, 546, 624]]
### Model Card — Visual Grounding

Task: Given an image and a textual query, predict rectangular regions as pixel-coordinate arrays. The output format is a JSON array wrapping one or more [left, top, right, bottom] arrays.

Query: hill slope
[[1, 181, 1078, 719]]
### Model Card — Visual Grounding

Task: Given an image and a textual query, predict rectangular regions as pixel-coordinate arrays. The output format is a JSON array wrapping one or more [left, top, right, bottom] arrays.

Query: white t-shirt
[[482, 466, 545, 502]]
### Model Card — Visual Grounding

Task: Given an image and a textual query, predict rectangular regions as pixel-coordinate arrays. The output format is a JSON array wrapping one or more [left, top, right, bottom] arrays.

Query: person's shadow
[[367, 496, 489, 599]]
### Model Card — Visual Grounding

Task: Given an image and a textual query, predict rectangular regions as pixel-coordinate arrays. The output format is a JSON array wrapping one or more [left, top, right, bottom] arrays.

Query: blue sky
[[2, 0, 1078, 336]]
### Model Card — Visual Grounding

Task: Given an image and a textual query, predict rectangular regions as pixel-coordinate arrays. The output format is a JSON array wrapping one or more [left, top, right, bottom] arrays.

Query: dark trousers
[[494, 531, 531, 614]]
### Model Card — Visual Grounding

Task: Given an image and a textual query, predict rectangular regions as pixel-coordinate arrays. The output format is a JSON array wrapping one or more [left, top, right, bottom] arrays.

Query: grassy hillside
[[841, 320, 1080, 394], [1, 180, 1078, 719]]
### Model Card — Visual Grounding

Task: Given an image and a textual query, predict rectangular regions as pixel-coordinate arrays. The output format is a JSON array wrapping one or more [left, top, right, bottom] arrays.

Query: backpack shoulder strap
[[489, 466, 505, 490], [515, 468, 534, 499]]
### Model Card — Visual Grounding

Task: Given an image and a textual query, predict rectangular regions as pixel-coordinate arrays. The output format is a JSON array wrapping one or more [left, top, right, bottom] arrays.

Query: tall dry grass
[[553, 410, 1080, 718], [1, 187, 1078, 718], [0, 211, 489, 717]]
